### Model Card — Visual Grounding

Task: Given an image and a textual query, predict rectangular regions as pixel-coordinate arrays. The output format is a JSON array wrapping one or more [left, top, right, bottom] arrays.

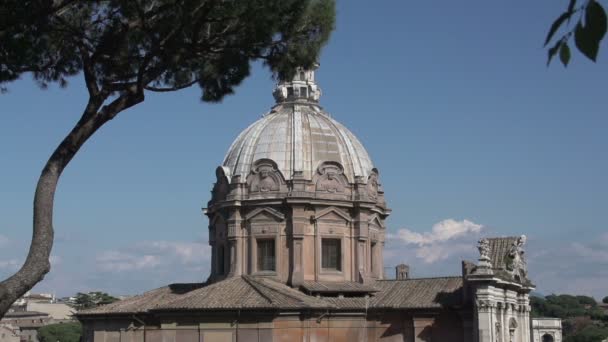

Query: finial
[[474, 238, 494, 275], [273, 64, 322, 103]]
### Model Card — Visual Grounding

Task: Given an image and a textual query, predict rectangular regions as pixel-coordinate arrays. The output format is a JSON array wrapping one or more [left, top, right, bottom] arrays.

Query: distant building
[[0, 324, 19, 342], [0, 311, 50, 342], [531, 318, 562, 342], [77, 67, 561, 342], [10, 291, 54, 313], [2, 292, 75, 342], [25, 303, 74, 321]]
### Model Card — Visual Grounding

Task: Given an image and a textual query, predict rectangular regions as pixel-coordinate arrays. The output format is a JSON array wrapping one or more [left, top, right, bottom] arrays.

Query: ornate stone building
[[206, 67, 387, 287], [77, 68, 560, 342]]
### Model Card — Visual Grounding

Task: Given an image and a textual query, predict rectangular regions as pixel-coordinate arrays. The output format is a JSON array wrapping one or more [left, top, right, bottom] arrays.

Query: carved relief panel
[[312, 162, 350, 200], [315, 162, 347, 193], [247, 159, 283, 194]]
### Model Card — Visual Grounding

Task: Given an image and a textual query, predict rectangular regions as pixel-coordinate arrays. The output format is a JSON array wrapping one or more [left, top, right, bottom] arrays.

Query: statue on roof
[[477, 238, 491, 261], [506, 235, 528, 282]]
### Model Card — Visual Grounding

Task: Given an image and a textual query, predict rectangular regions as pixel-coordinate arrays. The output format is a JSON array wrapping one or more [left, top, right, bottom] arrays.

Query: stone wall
[[0, 325, 19, 342], [473, 283, 532, 342], [82, 311, 468, 342], [208, 200, 387, 285]]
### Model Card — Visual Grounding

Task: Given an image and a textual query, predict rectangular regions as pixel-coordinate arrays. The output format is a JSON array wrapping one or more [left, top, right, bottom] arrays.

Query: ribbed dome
[[223, 102, 374, 182]]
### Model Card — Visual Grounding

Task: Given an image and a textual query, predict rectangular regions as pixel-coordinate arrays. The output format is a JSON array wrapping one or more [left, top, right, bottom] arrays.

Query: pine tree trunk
[[0, 91, 143, 318]]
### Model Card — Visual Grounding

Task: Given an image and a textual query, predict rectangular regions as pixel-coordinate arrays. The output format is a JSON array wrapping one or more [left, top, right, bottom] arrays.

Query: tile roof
[[371, 277, 464, 309], [471, 237, 533, 286], [77, 276, 464, 317], [4, 311, 49, 318], [76, 284, 204, 315], [487, 237, 518, 270], [301, 281, 378, 294], [77, 277, 329, 316], [161, 276, 329, 311]]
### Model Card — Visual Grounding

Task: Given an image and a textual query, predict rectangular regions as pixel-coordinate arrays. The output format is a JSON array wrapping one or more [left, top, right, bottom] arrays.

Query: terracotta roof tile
[[77, 276, 464, 317], [487, 237, 518, 270], [371, 277, 463, 309], [77, 284, 200, 316], [301, 281, 378, 294]]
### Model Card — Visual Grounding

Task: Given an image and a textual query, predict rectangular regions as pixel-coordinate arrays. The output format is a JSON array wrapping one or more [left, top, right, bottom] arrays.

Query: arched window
[[542, 333, 554, 342]]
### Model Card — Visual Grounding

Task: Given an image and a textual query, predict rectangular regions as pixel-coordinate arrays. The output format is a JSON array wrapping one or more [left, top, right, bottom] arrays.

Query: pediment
[[314, 207, 352, 223], [368, 214, 385, 228], [245, 207, 285, 222]]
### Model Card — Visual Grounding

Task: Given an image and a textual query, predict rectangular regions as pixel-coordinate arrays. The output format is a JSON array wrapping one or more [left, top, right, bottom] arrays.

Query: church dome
[[223, 68, 374, 183]]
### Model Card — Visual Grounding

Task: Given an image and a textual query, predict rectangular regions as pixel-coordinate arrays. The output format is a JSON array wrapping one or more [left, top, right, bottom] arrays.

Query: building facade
[[0, 311, 51, 342], [531, 318, 562, 342], [2, 291, 76, 341], [206, 67, 388, 286], [77, 67, 560, 342], [0, 324, 19, 342]]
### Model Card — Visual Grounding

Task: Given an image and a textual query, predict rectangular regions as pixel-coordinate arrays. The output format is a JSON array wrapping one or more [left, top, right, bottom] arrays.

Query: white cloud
[[0, 259, 21, 270], [137, 241, 210, 264], [599, 233, 608, 246], [388, 219, 484, 264], [571, 242, 608, 263], [97, 251, 161, 272], [526, 235, 608, 299], [0, 234, 9, 247], [414, 243, 474, 264], [0, 255, 61, 274], [394, 219, 483, 246], [49, 255, 62, 267], [96, 240, 211, 273]]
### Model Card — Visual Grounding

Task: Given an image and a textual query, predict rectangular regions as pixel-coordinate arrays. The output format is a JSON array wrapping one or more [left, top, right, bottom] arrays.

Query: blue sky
[[1, 0, 607, 299]]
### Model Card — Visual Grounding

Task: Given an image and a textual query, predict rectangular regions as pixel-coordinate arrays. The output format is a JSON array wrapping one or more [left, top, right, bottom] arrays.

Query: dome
[[223, 71, 374, 182], [208, 67, 389, 287]]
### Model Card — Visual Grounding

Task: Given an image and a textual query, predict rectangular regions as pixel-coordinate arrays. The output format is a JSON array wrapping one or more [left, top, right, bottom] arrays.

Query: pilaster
[[353, 209, 369, 283], [475, 285, 497, 342], [226, 209, 243, 276], [413, 317, 435, 342], [289, 205, 307, 287]]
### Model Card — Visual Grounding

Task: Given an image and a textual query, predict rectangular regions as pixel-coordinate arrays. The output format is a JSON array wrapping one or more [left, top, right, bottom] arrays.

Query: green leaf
[[586, 0, 607, 41], [545, 11, 572, 46], [547, 39, 562, 66], [559, 41, 571, 67], [569, 1, 606, 62], [575, 20, 600, 61]]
